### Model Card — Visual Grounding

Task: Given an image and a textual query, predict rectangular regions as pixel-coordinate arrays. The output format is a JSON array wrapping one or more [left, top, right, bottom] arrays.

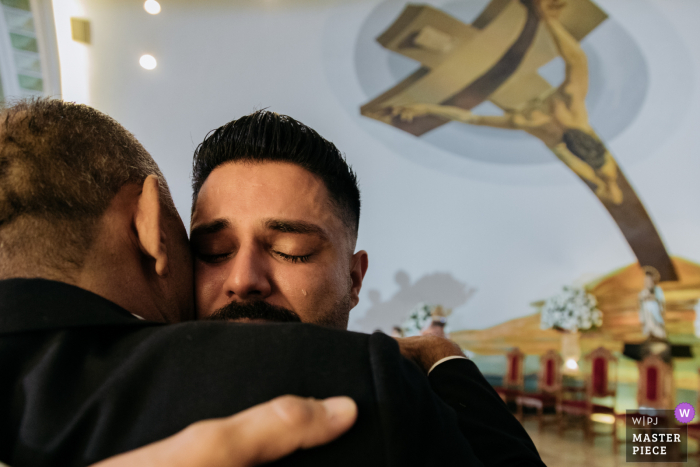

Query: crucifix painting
[[361, 0, 678, 282]]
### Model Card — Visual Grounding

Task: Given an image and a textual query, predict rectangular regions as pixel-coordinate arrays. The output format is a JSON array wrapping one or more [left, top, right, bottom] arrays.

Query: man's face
[[190, 161, 367, 329]]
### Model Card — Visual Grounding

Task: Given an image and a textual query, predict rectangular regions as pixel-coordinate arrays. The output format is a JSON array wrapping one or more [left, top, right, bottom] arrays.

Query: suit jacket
[[428, 359, 545, 466], [0, 279, 544, 466]]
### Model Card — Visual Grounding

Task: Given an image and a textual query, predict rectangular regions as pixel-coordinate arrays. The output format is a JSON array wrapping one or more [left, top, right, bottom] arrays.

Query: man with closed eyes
[[186, 110, 545, 467], [0, 101, 544, 467]]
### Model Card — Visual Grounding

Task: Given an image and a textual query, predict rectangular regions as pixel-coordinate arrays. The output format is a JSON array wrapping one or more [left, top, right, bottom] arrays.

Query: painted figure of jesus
[[392, 0, 623, 205]]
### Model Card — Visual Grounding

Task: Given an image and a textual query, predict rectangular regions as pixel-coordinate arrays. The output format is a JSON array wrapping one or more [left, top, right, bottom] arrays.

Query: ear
[[134, 175, 169, 276], [349, 250, 369, 308]]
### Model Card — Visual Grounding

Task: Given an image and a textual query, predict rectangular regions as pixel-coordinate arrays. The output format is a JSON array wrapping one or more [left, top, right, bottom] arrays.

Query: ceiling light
[[139, 54, 157, 70], [144, 0, 161, 15]]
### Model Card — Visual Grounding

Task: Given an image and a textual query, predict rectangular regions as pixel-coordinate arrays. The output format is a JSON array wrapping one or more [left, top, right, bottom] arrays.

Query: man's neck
[[75, 261, 168, 323]]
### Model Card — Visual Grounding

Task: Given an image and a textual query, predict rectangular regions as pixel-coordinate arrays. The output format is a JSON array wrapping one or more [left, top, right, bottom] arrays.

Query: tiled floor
[[522, 417, 699, 467]]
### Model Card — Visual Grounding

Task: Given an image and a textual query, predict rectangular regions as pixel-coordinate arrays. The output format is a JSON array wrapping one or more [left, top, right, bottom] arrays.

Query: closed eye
[[196, 252, 232, 264], [274, 251, 312, 264]]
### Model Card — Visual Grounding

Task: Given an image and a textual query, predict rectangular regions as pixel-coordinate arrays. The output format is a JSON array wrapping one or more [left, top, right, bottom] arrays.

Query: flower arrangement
[[540, 286, 603, 332], [401, 303, 433, 336], [402, 303, 452, 336]]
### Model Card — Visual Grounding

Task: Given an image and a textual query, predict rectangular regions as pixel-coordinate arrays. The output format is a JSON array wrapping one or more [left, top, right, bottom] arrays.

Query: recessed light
[[139, 54, 157, 70], [144, 0, 161, 15]]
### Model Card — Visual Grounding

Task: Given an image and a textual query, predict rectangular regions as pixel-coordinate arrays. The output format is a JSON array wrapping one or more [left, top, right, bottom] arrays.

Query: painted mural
[[349, 0, 700, 417], [361, 0, 676, 281]]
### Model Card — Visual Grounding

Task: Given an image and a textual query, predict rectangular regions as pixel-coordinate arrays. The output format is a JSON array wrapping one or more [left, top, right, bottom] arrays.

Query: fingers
[[91, 395, 357, 467], [237, 395, 357, 463]]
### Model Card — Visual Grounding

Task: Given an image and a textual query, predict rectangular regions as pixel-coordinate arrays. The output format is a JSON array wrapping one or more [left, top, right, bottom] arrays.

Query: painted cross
[[361, 0, 607, 134], [360, 0, 678, 282]]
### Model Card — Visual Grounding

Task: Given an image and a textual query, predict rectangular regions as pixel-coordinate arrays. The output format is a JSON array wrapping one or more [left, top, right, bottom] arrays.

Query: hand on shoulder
[[91, 395, 357, 467], [394, 335, 465, 374]]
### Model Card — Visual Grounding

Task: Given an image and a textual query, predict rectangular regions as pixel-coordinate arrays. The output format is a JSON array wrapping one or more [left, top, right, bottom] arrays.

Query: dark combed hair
[[0, 98, 172, 276], [192, 110, 360, 234]]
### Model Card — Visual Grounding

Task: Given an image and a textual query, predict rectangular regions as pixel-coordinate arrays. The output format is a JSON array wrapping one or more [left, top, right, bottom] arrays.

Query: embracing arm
[[395, 336, 545, 467], [0, 396, 356, 467], [92, 396, 357, 467], [429, 359, 547, 467]]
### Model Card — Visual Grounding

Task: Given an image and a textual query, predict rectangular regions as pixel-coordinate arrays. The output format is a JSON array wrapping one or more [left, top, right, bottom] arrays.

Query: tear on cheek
[[302, 289, 307, 296]]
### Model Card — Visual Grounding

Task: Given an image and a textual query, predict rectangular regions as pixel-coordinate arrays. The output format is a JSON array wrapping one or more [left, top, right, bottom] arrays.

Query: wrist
[[428, 355, 468, 375], [395, 336, 464, 374]]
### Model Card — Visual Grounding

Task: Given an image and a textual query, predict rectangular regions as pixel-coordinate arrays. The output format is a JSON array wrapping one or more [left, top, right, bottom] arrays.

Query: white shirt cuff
[[427, 355, 469, 376]]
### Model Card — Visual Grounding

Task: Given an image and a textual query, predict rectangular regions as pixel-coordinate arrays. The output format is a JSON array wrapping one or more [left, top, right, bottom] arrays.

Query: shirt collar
[[0, 278, 161, 335]]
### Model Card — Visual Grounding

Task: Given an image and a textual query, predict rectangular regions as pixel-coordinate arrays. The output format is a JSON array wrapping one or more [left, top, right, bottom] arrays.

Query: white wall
[[58, 0, 700, 333]]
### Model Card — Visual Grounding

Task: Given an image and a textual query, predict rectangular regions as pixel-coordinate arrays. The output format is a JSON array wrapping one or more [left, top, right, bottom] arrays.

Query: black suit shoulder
[[1, 321, 482, 467], [428, 358, 547, 467]]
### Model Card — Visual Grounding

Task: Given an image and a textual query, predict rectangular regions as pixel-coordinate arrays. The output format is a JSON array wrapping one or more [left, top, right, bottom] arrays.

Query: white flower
[[540, 286, 603, 331]]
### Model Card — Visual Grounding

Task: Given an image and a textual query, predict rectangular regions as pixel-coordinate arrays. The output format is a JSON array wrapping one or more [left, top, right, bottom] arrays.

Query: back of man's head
[[191, 110, 361, 238], [0, 98, 173, 279]]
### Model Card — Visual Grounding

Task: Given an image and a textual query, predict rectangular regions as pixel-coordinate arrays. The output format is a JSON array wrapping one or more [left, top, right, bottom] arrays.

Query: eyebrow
[[190, 219, 231, 238], [263, 219, 328, 240], [190, 218, 329, 241]]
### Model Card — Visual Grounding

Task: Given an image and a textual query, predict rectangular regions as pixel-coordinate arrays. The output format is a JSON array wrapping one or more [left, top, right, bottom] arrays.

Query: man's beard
[[207, 300, 302, 323]]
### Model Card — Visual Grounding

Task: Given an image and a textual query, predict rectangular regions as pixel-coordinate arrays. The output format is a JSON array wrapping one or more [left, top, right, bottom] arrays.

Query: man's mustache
[[207, 300, 302, 323]]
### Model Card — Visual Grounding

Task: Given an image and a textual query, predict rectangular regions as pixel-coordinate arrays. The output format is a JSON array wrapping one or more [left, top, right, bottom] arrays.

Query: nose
[[223, 243, 272, 301]]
